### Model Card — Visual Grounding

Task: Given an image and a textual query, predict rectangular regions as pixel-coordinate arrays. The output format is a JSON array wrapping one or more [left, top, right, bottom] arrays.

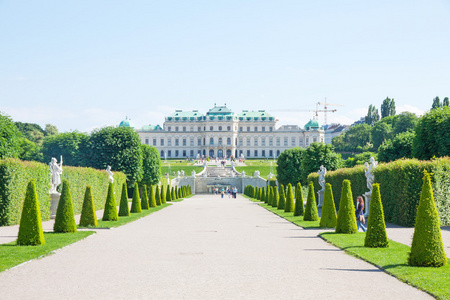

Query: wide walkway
[[0, 194, 431, 299]]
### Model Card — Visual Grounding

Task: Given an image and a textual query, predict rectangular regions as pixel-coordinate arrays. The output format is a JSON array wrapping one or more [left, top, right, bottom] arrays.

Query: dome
[[119, 117, 134, 128], [305, 119, 320, 130]]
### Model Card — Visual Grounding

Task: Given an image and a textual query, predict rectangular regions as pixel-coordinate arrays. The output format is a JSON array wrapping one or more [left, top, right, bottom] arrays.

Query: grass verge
[[259, 203, 321, 228], [320, 232, 450, 299], [80, 203, 172, 229], [0, 231, 95, 272]]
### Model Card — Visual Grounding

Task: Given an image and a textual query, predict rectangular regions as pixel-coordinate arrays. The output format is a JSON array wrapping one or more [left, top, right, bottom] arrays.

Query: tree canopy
[[380, 97, 396, 118], [42, 131, 89, 167], [301, 143, 342, 183], [0, 112, 22, 159], [276, 147, 304, 186], [140, 144, 161, 186]]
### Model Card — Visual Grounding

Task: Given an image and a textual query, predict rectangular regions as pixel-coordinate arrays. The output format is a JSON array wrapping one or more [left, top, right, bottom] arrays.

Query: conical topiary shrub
[[267, 187, 273, 206], [54, 180, 78, 232], [155, 185, 162, 206], [293, 182, 304, 216], [285, 184, 295, 213], [166, 185, 172, 202], [335, 180, 358, 234], [149, 185, 157, 207], [161, 185, 167, 204], [79, 186, 98, 227], [141, 185, 149, 209], [261, 187, 265, 202], [272, 187, 279, 207], [118, 182, 130, 217], [364, 183, 388, 247], [408, 171, 447, 267], [102, 182, 119, 221], [171, 186, 176, 200], [319, 183, 337, 228], [130, 182, 142, 213], [304, 182, 319, 221], [278, 184, 286, 210], [17, 180, 45, 246]]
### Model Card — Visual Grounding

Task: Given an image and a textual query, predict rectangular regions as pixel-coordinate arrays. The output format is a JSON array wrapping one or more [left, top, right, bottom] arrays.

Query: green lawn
[[235, 166, 275, 179], [243, 159, 277, 167], [320, 232, 450, 299], [161, 166, 203, 179], [0, 231, 95, 272], [259, 202, 321, 228]]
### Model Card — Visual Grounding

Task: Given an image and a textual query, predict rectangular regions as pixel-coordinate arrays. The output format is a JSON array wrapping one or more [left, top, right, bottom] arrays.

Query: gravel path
[[0, 194, 431, 299]]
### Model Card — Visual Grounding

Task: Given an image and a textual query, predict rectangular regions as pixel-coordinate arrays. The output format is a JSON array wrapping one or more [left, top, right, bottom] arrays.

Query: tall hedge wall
[[307, 157, 450, 227], [0, 158, 126, 226]]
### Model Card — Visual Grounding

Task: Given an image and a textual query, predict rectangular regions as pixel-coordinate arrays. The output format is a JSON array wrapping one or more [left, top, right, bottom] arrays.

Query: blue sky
[[1, 1, 449, 132]]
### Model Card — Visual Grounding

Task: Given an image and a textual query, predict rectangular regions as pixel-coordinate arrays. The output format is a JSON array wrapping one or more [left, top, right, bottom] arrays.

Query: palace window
[[291, 138, 295, 146], [247, 150, 250, 157], [284, 138, 288, 146], [239, 127, 243, 132], [153, 139, 156, 146], [254, 150, 258, 157], [262, 150, 265, 157], [210, 137, 214, 145], [198, 139, 202, 146], [269, 150, 273, 157], [168, 127, 171, 132], [254, 138, 258, 146], [269, 138, 273, 146], [218, 137, 223, 145], [227, 126, 231, 131], [299, 139, 303, 146], [227, 137, 231, 145], [183, 127, 186, 132], [306, 137, 309, 145], [218, 126, 222, 131], [183, 150, 187, 157], [175, 150, 179, 157], [175, 127, 179, 132], [246, 138, 250, 146], [168, 139, 172, 146], [262, 126, 265, 132], [168, 150, 172, 157], [198, 127, 201, 131], [210, 126, 213, 131], [276, 138, 280, 146], [313, 137, 317, 143], [247, 127, 250, 132], [262, 138, 266, 146], [254, 126, 258, 132], [190, 138, 194, 146], [269, 127, 273, 132], [182, 139, 186, 146], [145, 138, 149, 145], [175, 139, 179, 146], [239, 139, 243, 146], [161, 139, 164, 146], [190, 150, 194, 157]]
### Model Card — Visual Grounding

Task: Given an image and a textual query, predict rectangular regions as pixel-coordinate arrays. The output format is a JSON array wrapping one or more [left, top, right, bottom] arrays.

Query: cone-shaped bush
[[293, 182, 304, 216], [118, 182, 130, 216], [261, 187, 266, 202], [161, 185, 167, 204], [171, 186, 176, 200], [335, 180, 358, 234], [149, 185, 157, 207], [265, 187, 270, 204], [304, 182, 319, 221], [130, 182, 142, 213], [155, 185, 162, 206], [278, 184, 286, 210], [408, 171, 447, 267], [285, 184, 295, 213], [79, 186, 98, 227], [272, 187, 279, 207], [17, 180, 45, 246], [54, 180, 78, 232], [175, 186, 179, 199], [364, 184, 388, 247], [102, 182, 119, 221], [319, 183, 337, 228], [141, 185, 149, 209], [267, 187, 273, 206]]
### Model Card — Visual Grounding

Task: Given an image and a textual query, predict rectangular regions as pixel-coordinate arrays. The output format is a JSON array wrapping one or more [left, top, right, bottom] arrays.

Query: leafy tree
[[0, 112, 22, 159], [15, 122, 45, 146], [42, 131, 89, 167], [140, 144, 161, 186], [432, 96, 442, 110], [301, 143, 342, 183], [276, 147, 305, 186], [380, 97, 396, 118], [332, 124, 372, 153], [365, 104, 380, 125], [54, 180, 77, 232], [391, 112, 418, 136], [19, 138, 43, 162], [344, 152, 377, 168], [444, 97, 449, 107], [378, 131, 414, 162], [413, 106, 450, 160], [44, 124, 58, 136], [371, 122, 393, 150], [87, 126, 143, 185], [272, 186, 279, 207], [17, 180, 45, 245]]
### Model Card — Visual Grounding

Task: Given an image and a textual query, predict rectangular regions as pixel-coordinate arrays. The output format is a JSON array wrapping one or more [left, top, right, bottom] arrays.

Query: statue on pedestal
[[364, 157, 378, 192], [254, 170, 260, 178], [191, 170, 196, 177], [241, 170, 246, 178], [106, 166, 114, 183], [317, 165, 327, 192], [49, 156, 63, 194]]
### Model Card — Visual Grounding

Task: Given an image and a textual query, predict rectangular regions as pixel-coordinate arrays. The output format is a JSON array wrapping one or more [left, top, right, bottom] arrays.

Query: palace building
[[120, 104, 325, 159]]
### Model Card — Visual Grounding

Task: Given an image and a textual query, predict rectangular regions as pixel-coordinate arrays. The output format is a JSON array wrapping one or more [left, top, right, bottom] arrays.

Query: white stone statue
[[177, 171, 181, 178], [254, 170, 260, 178], [191, 170, 196, 177], [241, 170, 246, 178], [364, 157, 378, 192], [49, 156, 63, 194], [181, 170, 185, 177], [317, 165, 326, 191], [106, 165, 114, 183]]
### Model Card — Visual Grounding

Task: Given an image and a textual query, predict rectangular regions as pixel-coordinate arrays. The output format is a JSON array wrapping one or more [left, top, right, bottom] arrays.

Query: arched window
[[210, 126, 213, 131], [227, 137, 231, 145], [160, 150, 164, 157], [218, 126, 222, 131], [210, 137, 214, 145], [218, 137, 223, 145]]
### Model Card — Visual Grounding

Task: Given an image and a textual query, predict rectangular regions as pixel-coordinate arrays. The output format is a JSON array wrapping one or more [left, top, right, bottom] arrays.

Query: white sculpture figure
[[317, 165, 327, 191], [49, 156, 63, 194], [177, 171, 181, 178], [364, 157, 378, 192], [254, 170, 260, 178], [106, 166, 114, 183], [191, 170, 196, 177], [181, 170, 185, 177], [241, 170, 246, 178]]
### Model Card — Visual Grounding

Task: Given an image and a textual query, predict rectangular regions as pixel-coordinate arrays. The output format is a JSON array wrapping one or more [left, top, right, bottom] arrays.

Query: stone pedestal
[[317, 189, 325, 208], [50, 193, 61, 219], [363, 191, 371, 218]]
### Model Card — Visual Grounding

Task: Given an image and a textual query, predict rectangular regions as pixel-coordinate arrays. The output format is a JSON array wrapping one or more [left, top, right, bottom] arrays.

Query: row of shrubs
[[245, 171, 448, 267], [0, 158, 127, 226], [307, 157, 450, 226]]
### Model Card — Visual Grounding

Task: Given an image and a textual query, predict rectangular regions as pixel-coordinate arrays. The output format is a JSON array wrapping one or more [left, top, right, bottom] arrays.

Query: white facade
[[131, 105, 324, 159]]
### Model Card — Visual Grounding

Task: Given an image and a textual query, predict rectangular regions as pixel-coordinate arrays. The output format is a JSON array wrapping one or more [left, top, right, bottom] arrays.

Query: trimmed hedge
[[0, 158, 126, 226], [307, 157, 450, 226], [17, 180, 45, 245]]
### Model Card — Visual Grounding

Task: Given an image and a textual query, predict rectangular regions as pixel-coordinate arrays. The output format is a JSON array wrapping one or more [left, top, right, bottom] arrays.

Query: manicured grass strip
[[0, 231, 94, 272], [80, 203, 172, 229], [259, 202, 321, 228], [320, 232, 450, 299], [242, 195, 262, 203]]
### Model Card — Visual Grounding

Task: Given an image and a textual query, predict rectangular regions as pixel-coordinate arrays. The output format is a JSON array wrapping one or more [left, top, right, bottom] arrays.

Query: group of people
[[213, 186, 238, 198]]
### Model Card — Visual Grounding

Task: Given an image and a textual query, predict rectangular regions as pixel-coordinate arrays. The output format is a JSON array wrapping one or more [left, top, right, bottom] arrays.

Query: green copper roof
[[305, 119, 320, 130], [119, 117, 134, 128], [140, 124, 163, 131], [166, 110, 204, 121], [237, 110, 274, 121], [206, 105, 234, 116]]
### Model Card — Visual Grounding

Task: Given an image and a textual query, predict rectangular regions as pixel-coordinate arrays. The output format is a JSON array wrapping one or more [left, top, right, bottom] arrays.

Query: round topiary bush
[[17, 180, 45, 246], [335, 180, 358, 234], [149, 185, 157, 207], [155, 185, 162, 206], [79, 186, 98, 227], [304, 182, 319, 221], [364, 183, 388, 247], [285, 184, 295, 213], [409, 171, 447, 267], [102, 182, 119, 221], [319, 183, 337, 228], [54, 180, 78, 232], [118, 182, 130, 217], [293, 182, 304, 216], [278, 184, 286, 210], [141, 185, 149, 209], [130, 182, 142, 213]]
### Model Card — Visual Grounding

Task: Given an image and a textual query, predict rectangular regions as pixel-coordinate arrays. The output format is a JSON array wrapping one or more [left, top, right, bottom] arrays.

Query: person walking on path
[[356, 196, 366, 232], [220, 188, 224, 198]]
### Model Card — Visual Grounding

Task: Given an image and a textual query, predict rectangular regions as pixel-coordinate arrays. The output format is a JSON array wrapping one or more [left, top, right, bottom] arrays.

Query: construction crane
[[317, 98, 344, 125], [273, 108, 337, 123]]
